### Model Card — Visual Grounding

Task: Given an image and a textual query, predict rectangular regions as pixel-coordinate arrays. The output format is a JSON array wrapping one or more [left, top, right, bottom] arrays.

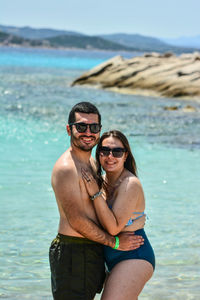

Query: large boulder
[[72, 52, 200, 99]]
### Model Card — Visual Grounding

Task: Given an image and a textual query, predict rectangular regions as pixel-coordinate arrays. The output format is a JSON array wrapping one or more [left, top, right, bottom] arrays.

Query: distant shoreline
[[0, 43, 143, 54], [1, 24, 200, 54]]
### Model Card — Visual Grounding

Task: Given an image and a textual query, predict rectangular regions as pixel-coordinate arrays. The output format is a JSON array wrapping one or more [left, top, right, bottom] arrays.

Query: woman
[[82, 130, 155, 300]]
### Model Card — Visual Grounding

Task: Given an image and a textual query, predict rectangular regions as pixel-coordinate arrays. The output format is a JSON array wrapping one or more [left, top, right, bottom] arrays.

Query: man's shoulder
[[53, 163, 75, 178], [52, 150, 78, 184]]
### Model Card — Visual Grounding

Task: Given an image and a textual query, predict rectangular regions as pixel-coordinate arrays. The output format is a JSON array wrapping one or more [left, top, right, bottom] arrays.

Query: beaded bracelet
[[90, 191, 102, 201]]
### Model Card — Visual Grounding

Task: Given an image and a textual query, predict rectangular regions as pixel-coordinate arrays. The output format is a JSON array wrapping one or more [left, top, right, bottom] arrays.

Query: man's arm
[[52, 166, 143, 250]]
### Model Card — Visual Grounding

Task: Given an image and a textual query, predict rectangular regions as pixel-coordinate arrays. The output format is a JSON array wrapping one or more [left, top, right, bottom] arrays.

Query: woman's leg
[[101, 259, 153, 300]]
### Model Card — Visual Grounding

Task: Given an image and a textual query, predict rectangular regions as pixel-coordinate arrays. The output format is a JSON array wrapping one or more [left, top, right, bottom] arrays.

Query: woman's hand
[[81, 168, 100, 197]]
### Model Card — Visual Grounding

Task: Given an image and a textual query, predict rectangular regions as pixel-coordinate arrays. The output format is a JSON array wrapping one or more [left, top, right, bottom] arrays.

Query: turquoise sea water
[[0, 47, 200, 299]]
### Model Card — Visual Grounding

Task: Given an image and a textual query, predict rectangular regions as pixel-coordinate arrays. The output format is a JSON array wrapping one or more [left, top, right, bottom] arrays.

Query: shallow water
[[0, 47, 200, 299]]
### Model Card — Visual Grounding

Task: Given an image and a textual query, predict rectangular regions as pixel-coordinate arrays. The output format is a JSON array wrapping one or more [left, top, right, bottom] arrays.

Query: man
[[49, 102, 144, 300]]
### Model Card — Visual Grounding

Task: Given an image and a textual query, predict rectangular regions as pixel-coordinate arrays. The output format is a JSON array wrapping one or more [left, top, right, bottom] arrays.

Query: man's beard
[[71, 133, 99, 152]]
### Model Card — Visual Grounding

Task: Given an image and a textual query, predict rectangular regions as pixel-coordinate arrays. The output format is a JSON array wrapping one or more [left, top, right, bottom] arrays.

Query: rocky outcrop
[[72, 52, 200, 100]]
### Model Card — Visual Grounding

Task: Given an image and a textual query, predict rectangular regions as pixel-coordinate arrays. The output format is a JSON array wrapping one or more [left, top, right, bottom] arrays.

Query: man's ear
[[66, 124, 71, 136]]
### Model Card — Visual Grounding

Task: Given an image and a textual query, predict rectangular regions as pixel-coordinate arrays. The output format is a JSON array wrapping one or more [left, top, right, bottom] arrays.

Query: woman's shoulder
[[123, 169, 141, 183], [120, 170, 142, 191], [115, 171, 144, 204]]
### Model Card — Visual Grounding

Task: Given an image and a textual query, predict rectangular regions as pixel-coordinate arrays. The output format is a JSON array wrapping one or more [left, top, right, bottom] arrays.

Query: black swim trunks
[[49, 234, 106, 300]]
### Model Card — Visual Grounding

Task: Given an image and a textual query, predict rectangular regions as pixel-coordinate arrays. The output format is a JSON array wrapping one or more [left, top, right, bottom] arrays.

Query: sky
[[1, 0, 200, 38]]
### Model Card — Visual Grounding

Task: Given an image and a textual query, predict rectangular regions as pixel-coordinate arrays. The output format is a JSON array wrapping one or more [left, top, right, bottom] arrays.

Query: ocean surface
[[0, 46, 200, 300]]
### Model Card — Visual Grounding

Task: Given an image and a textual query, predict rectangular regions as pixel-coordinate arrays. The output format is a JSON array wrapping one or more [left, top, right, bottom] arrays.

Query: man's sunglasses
[[99, 146, 126, 158], [69, 122, 102, 133]]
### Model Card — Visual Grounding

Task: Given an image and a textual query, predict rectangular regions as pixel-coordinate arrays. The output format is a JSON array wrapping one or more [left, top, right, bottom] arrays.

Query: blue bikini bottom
[[104, 229, 155, 272]]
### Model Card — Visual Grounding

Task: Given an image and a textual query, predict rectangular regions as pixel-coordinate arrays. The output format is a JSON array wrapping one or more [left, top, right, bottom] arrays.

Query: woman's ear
[[124, 152, 128, 162]]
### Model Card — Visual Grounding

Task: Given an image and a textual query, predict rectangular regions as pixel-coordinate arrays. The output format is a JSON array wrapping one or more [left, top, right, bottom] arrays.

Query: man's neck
[[70, 144, 92, 164]]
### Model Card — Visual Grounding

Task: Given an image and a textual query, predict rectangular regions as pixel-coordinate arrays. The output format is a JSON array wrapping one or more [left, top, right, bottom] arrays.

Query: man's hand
[[117, 232, 144, 251]]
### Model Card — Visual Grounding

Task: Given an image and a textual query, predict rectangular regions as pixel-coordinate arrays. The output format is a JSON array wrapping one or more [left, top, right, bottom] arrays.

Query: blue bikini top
[[126, 212, 145, 226]]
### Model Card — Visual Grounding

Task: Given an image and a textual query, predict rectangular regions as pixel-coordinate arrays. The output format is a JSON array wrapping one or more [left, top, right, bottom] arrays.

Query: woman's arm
[[122, 215, 146, 232], [82, 169, 144, 236]]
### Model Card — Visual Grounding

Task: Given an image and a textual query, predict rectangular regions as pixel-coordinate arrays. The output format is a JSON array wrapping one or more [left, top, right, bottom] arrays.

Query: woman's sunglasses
[[69, 122, 101, 133], [99, 146, 126, 158]]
